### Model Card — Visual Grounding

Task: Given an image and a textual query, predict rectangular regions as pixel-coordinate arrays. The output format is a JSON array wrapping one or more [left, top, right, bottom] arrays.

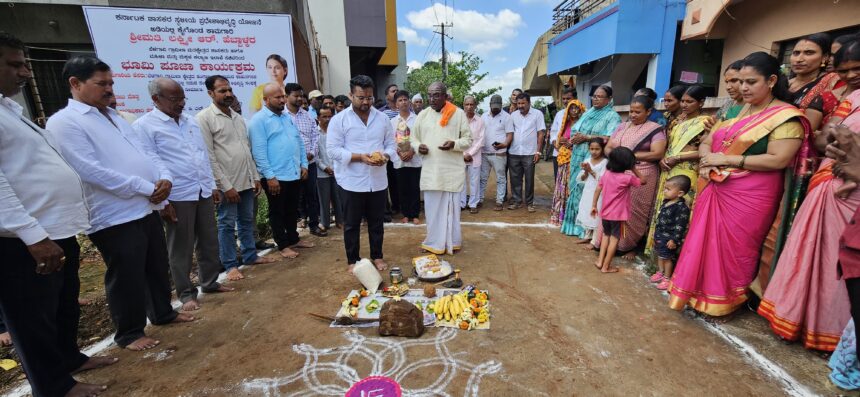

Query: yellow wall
[[378, 0, 399, 66]]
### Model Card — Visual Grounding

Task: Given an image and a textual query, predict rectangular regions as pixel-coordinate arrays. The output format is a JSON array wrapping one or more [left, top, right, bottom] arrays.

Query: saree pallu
[[549, 163, 572, 226], [645, 116, 708, 256], [758, 161, 858, 351], [560, 106, 622, 236], [757, 73, 842, 291], [591, 121, 664, 252], [669, 105, 809, 316]]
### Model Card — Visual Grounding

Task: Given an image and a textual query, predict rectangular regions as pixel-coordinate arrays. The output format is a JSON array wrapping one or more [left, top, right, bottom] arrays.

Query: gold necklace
[[721, 97, 775, 148]]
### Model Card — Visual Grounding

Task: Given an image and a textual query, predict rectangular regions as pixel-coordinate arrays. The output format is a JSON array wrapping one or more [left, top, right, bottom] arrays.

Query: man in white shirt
[[198, 75, 275, 282], [460, 95, 485, 213], [48, 55, 194, 352], [480, 95, 512, 211], [406, 82, 472, 255], [506, 92, 546, 213], [316, 107, 343, 230], [390, 90, 421, 224], [134, 78, 234, 312], [548, 88, 576, 180], [0, 33, 115, 397], [327, 75, 396, 272]]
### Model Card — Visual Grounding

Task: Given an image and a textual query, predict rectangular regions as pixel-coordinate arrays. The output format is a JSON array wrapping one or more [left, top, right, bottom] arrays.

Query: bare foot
[[347, 264, 355, 274], [582, 244, 596, 251], [291, 240, 315, 249], [574, 238, 591, 244], [125, 336, 160, 351], [336, 223, 343, 229], [181, 300, 200, 311], [280, 247, 299, 258], [412, 218, 420, 225], [209, 285, 235, 293], [72, 356, 118, 374], [253, 256, 277, 264], [621, 252, 636, 261], [0, 332, 11, 347], [401, 217, 409, 223], [65, 382, 107, 397], [226, 268, 244, 281], [601, 266, 620, 273], [172, 312, 196, 323], [78, 297, 92, 306], [594, 262, 602, 270], [373, 258, 388, 271]]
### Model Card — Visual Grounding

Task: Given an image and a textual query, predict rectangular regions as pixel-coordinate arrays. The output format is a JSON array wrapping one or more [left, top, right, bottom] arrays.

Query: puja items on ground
[[352, 258, 383, 294], [378, 297, 425, 337], [412, 254, 453, 281], [428, 285, 490, 331]]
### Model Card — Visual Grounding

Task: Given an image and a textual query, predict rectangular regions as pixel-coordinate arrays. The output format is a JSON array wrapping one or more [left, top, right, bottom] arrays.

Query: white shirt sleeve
[[50, 116, 156, 199]]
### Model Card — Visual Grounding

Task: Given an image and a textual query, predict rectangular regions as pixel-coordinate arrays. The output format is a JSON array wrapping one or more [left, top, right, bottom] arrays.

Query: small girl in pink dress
[[591, 147, 645, 273]]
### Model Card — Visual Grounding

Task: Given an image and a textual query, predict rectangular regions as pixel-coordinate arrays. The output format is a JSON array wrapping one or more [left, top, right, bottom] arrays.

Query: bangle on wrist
[[739, 155, 747, 169]]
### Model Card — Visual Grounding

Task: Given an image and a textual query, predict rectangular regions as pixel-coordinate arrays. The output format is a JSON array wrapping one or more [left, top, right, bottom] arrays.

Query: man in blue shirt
[[248, 83, 312, 259]]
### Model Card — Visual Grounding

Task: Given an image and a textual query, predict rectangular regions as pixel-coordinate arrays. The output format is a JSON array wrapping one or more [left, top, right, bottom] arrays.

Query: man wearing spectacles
[[134, 77, 235, 312], [327, 75, 397, 273]]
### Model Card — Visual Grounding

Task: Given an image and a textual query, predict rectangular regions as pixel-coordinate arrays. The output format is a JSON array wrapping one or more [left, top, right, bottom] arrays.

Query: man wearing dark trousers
[[0, 33, 116, 396], [134, 77, 235, 312], [48, 55, 195, 353], [249, 83, 313, 259], [327, 75, 397, 272], [284, 83, 326, 236]]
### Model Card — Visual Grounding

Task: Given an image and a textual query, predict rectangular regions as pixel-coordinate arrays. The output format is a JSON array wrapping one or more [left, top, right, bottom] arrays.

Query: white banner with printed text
[[83, 6, 297, 118]]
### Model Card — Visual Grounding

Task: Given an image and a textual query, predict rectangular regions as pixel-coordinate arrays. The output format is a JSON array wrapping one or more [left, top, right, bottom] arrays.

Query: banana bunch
[[435, 293, 470, 322]]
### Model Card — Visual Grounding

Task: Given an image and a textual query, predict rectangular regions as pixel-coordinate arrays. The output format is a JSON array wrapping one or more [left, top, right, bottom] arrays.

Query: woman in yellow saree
[[645, 86, 709, 258]]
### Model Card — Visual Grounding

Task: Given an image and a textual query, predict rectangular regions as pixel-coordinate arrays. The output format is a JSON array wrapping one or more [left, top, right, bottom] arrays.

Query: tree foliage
[[405, 51, 500, 108]]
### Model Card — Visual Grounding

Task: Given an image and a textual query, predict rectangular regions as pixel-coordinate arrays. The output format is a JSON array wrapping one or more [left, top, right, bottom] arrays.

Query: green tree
[[405, 51, 500, 107]]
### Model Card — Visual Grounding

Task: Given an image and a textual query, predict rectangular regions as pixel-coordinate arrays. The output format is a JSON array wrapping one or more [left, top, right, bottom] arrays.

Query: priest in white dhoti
[[407, 82, 472, 254]]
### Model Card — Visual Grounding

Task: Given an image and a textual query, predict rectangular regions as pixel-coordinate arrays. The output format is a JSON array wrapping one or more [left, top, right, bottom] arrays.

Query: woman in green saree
[[559, 85, 622, 238]]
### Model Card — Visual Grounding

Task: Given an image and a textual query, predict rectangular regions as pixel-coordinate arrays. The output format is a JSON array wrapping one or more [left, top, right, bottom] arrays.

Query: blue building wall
[[547, 0, 686, 96]]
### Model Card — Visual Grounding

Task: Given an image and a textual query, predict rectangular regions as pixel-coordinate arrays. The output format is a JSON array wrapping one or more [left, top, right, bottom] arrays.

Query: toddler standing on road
[[650, 175, 691, 290], [591, 147, 645, 273]]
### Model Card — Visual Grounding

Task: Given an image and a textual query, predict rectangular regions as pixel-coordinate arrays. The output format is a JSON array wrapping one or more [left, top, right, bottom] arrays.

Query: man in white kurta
[[459, 95, 485, 212], [409, 82, 472, 254]]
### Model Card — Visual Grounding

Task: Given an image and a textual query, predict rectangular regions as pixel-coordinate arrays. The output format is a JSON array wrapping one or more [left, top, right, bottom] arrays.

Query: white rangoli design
[[243, 328, 502, 396]]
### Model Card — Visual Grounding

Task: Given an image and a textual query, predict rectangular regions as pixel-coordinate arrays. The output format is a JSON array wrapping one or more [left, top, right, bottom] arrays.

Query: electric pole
[[433, 22, 453, 82]]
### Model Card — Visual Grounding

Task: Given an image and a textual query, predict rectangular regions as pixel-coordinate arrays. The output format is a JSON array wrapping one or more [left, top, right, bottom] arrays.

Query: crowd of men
[[0, 25, 559, 394]]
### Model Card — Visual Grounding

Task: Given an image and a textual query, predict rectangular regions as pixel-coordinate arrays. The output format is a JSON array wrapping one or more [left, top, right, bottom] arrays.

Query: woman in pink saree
[[669, 52, 809, 316], [592, 96, 666, 257], [758, 43, 860, 351]]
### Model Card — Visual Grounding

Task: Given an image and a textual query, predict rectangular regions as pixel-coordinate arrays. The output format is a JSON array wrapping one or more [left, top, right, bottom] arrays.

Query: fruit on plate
[[350, 296, 360, 307], [359, 288, 370, 297], [349, 307, 358, 318], [424, 284, 436, 298], [459, 320, 470, 330]]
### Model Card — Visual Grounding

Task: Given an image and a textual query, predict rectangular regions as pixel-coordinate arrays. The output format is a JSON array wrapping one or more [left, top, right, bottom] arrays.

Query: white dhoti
[[421, 190, 462, 255]]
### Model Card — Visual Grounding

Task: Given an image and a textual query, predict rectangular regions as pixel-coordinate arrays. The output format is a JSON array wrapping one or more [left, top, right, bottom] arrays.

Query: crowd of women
[[548, 32, 860, 389]]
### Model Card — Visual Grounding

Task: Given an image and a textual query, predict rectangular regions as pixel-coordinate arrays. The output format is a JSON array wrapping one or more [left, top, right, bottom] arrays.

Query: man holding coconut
[[327, 75, 396, 273]]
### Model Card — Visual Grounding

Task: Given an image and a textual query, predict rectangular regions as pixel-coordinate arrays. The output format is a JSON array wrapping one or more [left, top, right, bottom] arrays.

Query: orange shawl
[[439, 101, 457, 127]]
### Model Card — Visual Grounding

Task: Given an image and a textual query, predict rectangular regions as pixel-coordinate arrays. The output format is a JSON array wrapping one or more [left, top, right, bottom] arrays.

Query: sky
[[395, 0, 557, 106]]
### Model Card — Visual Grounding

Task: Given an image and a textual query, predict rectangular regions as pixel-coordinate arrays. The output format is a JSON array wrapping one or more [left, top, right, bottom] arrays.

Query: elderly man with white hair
[[460, 95, 485, 213], [411, 93, 424, 114], [133, 77, 234, 312]]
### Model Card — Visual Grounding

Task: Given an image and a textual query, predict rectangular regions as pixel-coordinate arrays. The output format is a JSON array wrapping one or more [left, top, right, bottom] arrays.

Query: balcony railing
[[551, 0, 616, 34]]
